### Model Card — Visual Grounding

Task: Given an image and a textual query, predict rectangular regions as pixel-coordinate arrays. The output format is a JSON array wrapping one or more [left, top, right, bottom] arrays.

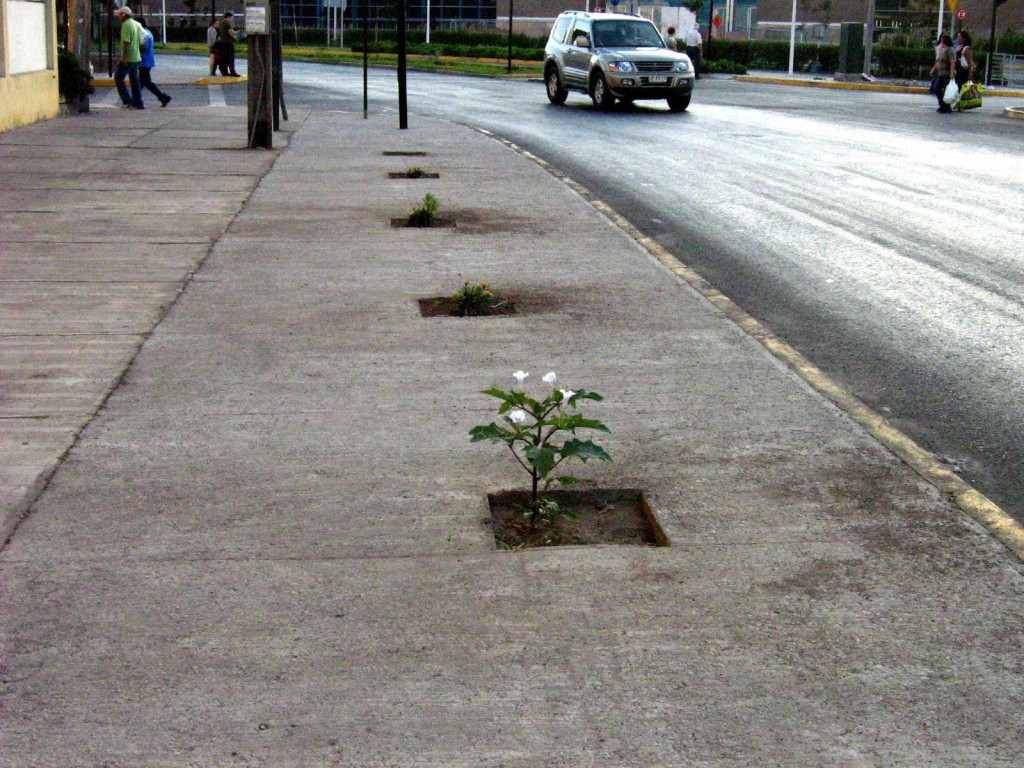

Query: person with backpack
[[137, 17, 171, 107]]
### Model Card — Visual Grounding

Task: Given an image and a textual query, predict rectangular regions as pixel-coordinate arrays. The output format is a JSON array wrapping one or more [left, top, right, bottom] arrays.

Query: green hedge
[[350, 41, 544, 60]]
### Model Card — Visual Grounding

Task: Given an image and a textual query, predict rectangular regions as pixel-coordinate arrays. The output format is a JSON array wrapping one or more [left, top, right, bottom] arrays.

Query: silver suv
[[544, 11, 695, 112]]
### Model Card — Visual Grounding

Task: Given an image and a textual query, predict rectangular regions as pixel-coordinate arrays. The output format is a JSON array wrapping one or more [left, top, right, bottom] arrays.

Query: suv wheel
[[545, 66, 568, 105], [590, 73, 616, 110], [667, 94, 691, 112]]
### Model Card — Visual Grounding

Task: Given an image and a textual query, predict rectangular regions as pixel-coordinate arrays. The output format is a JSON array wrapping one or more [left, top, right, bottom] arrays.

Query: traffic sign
[[956, 8, 967, 19], [712, 14, 722, 28]]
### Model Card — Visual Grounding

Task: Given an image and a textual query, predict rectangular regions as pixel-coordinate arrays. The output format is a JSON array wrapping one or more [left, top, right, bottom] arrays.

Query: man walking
[[684, 25, 703, 80], [218, 11, 241, 77], [114, 6, 144, 109]]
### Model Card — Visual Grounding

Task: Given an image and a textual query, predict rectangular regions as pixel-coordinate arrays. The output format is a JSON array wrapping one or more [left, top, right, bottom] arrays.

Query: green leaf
[[469, 423, 512, 443], [555, 475, 580, 486], [560, 439, 612, 462], [481, 387, 511, 400], [524, 444, 559, 478]]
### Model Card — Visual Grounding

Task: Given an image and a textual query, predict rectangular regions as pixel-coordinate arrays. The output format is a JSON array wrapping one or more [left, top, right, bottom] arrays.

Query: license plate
[[648, 75, 668, 84]]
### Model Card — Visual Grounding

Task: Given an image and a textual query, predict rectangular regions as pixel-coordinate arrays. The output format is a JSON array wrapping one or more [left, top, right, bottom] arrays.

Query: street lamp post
[[986, 0, 1009, 85]]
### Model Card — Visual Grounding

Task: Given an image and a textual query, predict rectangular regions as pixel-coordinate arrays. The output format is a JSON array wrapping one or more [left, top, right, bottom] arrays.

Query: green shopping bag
[[957, 81, 982, 111]]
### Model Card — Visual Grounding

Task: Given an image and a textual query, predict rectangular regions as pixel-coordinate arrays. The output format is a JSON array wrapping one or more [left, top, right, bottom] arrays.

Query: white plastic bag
[[943, 80, 960, 105]]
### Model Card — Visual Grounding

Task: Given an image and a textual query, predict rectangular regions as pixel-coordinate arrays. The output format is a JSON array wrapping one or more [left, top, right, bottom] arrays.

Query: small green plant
[[405, 166, 426, 178], [470, 370, 611, 527], [452, 280, 503, 316], [407, 192, 440, 227], [57, 48, 94, 101]]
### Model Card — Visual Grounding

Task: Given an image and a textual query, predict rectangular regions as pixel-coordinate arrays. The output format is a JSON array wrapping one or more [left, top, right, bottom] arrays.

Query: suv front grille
[[635, 62, 675, 73]]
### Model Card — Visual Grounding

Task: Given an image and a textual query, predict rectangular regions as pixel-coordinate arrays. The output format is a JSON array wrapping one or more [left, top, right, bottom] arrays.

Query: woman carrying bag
[[954, 30, 976, 87], [931, 34, 957, 113]]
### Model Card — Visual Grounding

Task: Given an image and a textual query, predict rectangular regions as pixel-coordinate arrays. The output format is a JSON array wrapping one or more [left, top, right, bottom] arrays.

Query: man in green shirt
[[114, 6, 144, 108], [218, 11, 241, 77]]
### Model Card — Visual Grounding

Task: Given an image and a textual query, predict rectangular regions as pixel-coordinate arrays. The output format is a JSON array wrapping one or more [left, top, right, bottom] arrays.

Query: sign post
[[245, 0, 274, 149]]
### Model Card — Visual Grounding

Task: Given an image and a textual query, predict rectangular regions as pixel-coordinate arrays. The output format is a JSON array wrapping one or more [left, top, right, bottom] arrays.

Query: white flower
[[507, 408, 529, 425], [559, 389, 576, 405], [513, 370, 529, 385], [542, 371, 557, 386]]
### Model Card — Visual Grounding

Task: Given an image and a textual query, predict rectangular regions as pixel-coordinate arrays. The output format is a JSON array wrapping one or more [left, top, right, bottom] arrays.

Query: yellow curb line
[[734, 75, 1024, 99], [90, 77, 247, 87], [474, 125, 1024, 563]]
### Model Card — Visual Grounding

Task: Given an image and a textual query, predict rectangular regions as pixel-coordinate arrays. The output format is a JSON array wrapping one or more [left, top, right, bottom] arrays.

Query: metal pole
[[507, 0, 513, 74], [107, 0, 114, 76], [161, 0, 167, 44], [788, 0, 797, 75], [397, 0, 408, 129], [986, 0, 1007, 86], [863, 0, 875, 76], [426, 0, 430, 44], [937, 0, 944, 42], [362, 0, 368, 118]]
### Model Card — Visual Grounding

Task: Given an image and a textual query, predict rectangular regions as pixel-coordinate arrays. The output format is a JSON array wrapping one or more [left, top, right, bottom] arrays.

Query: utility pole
[[987, 0, 1009, 85], [246, 0, 274, 148]]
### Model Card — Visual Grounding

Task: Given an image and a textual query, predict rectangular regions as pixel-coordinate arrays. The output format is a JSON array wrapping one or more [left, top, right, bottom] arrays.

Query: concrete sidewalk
[[1, 106, 1023, 766]]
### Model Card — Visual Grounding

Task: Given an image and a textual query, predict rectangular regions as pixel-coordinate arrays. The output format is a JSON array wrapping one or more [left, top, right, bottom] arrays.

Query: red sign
[[956, 8, 967, 19], [712, 14, 722, 28]]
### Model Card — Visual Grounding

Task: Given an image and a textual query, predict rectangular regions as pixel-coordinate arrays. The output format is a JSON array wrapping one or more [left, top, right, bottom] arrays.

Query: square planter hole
[[488, 489, 668, 550], [391, 217, 457, 228], [383, 151, 428, 156], [418, 296, 518, 317], [389, 171, 440, 179]]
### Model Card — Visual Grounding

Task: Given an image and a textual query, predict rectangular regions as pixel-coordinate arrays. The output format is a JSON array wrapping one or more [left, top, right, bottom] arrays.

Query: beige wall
[[0, 0, 61, 132]]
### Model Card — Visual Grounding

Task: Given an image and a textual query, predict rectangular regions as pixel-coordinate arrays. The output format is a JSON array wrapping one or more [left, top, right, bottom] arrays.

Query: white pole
[[936, 0, 944, 41], [788, 0, 797, 75], [161, 0, 167, 44], [426, 0, 431, 44]]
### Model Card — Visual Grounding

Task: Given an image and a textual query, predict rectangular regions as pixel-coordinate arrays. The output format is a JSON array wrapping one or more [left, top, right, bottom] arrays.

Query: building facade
[[1, 0, 60, 131]]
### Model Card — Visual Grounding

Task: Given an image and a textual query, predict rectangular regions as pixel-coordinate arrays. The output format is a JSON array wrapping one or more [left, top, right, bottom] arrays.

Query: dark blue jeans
[[115, 61, 143, 108]]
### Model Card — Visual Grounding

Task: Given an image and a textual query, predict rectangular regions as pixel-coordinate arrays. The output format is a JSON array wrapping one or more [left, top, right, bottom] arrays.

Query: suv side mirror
[[574, 35, 590, 48]]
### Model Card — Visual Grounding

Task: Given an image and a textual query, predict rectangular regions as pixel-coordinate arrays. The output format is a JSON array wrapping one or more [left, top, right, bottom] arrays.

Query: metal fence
[[991, 53, 1024, 86]]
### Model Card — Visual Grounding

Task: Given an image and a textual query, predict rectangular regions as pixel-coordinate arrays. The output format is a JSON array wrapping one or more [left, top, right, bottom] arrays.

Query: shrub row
[[350, 41, 544, 60]]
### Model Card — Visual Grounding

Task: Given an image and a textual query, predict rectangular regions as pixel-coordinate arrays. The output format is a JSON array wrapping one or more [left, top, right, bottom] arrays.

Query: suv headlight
[[673, 60, 691, 73], [607, 61, 636, 74]]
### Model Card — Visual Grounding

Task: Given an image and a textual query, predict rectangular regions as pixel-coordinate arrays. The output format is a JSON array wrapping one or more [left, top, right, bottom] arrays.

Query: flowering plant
[[470, 370, 611, 526], [452, 280, 504, 316]]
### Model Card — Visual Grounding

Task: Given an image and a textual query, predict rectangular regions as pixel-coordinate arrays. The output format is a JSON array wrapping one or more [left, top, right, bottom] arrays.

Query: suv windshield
[[592, 20, 664, 49]]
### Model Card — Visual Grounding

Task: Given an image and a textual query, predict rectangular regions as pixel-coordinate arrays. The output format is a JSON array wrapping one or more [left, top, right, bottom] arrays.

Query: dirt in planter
[[488, 489, 667, 549], [388, 172, 440, 179], [390, 217, 456, 228], [418, 295, 518, 317]]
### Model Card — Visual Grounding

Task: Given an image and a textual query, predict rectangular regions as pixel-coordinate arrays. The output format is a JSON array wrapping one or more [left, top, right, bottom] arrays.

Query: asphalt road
[[147, 57, 1024, 525]]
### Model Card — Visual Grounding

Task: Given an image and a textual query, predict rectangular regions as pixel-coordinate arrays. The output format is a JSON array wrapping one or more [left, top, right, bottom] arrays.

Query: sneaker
[[159, 95, 171, 107]]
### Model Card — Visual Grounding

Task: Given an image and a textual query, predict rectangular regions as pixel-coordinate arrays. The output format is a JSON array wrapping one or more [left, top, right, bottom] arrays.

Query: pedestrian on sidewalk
[[931, 33, 956, 113], [954, 30, 976, 87], [664, 26, 678, 51], [207, 19, 222, 76], [684, 25, 703, 79], [137, 17, 171, 107], [218, 11, 241, 77], [114, 6, 144, 109]]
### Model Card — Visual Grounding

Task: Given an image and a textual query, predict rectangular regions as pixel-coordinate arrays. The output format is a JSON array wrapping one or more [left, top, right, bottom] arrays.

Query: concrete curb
[[474, 126, 1024, 565], [734, 74, 1024, 99]]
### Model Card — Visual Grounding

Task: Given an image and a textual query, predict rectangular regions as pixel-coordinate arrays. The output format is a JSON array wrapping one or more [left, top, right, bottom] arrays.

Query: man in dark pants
[[218, 11, 241, 77]]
